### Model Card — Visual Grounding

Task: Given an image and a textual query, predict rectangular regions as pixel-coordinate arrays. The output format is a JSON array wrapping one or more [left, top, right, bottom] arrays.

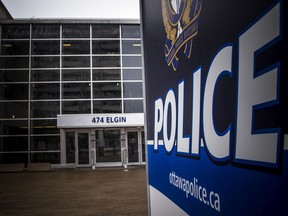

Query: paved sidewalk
[[0, 166, 148, 216]]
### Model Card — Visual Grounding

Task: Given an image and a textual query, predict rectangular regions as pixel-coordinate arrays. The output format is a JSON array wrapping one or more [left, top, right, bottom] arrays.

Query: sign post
[[141, 0, 287, 215]]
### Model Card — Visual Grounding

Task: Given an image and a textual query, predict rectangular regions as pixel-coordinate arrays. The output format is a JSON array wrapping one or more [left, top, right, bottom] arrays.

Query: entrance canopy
[[57, 113, 144, 128]]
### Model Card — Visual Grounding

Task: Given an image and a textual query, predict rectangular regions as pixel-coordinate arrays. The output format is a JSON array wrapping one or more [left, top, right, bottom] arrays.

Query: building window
[[62, 24, 90, 38], [121, 25, 140, 38], [1, 24, 30, 39], [32, 24, 60, 38], [92, 24, 120, 38], [32, 40, 60, 55]]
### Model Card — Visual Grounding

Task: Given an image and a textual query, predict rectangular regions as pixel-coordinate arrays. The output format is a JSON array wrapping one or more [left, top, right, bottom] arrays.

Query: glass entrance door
[[76, 132, 90, 165], [127, 131, 139, 163]]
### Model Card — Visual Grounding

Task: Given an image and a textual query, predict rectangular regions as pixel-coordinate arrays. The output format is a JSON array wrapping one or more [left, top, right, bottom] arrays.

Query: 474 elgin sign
[[162, 0, 202, 70]]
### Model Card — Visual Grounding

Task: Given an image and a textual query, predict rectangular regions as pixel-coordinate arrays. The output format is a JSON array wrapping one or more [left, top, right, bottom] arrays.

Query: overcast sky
[[2, 0, 140, 19]]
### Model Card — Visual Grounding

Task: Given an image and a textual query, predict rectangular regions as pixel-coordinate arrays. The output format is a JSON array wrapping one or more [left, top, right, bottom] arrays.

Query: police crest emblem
[[162, 0, 202, 70]]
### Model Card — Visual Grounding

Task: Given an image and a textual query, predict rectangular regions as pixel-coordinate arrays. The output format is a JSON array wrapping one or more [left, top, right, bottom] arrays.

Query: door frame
[[125, 129, 145, 165]]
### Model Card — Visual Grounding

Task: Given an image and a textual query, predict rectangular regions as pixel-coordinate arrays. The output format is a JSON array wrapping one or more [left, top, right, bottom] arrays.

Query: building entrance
[[64, 128, 145, 167]]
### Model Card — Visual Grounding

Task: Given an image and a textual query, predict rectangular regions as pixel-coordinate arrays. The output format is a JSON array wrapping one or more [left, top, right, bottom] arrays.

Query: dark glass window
[[62, 40, 90, 55], [123, 82, 143, 98], [62, 24, 90, 38], [62, 83, 91, 99], [31, 101, 60, 118], [62, 56, 90, 68], [1, 24, 30, 39], [121, 25, 140, 38], [1, 41, 29, 55], [30, 152, 60, 164], [30, 120, 59, 135], [122, 56, 142, 67], [93, 100, 122, 113], [93, 82, 121, 98], [31, 136, 60, 150], [0, 153, 28, 164], [62, 69, 90, 81], [31, 83, 60, 100], [92, 40, 120, 54], [0, 102, 28, 118], [0, 70, 29, 82], [92, 24, 119, 38], [122, 40, 141, 54], [0, 120, 28, 135], [62, 100, 91, 114], [0, 84, 28, 100], [124, 100, 144, 113], [31, 57, 60, 68], [31, 41, 60, 55], [0, 57, 29, 68], [93, 69, 121, 80], [0, 136, 28, 151], [31, 70, 60, 81], [123, 69, 142, 80], [92, 56, 120, 67], [32, 24, 60, 38]]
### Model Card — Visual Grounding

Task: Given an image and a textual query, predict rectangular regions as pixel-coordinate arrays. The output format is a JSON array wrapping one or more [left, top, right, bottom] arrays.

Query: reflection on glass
[[92, 24, 119, 38], [30, 120, 59, 134], [0, 120, 28, 135], [123, 69, 142, 80], [31, 101, 60, 118], [63, 24, 90, 38], [1, 136, 28, 152], [32, 41, 60, 55], [124, 100, 143, 113], [128, 131, 139, 162], [96, 130, 121, 162], [30, 152, 60, 164], [1, 41, 30, 55], [93, 56, 120, 67], [62, 69, 90, 81], [66, 132, 75, 163], [32, 24, 60, 38], [122, 40, 141, 54], [0, 102, 28, 118], [30, 135, 60, 150], [62, 83, 91, 99], [0, 57, 29, 68], [0, 84, 28, 100], [93, 100, 122, 113], [31, 57, 60, 68], [123, 82, 143, 98], [31, 83, 60, 100], [62, 40, 90, 55], [62, 100, 91, 114], [93, 69, 121, 80], [1, 24, 30, 39], [121, 25, 140, 38], [31, 70, 60, 81], [122, 56, 142, 67], [93, 82, 121, 98], [62, 56, 90, 68], [0, 70, 29, 82], [78, 133, 89, 164], [92, 40, 120, 54]]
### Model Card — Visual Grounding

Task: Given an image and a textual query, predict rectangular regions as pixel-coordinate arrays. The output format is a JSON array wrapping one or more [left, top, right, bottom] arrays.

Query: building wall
[[0, 22, 143, 165]]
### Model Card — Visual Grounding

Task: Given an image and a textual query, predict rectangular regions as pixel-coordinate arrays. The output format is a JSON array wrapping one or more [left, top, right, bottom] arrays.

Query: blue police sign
[[141, 0, 287, 215]]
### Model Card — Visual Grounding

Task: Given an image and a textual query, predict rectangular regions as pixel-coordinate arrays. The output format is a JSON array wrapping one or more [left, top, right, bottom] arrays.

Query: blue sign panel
[[141, 0, 287, 215]]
